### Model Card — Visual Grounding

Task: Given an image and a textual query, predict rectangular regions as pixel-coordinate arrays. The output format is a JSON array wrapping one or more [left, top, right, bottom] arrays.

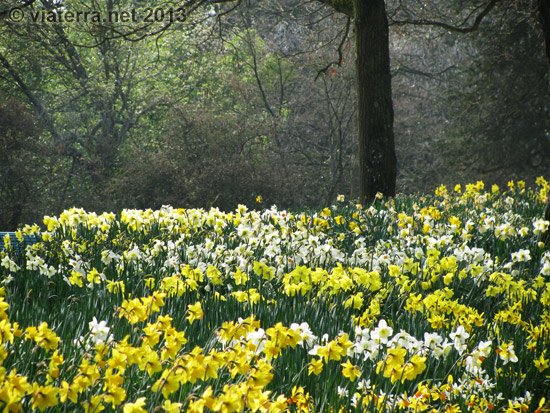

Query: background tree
[[1, 0, 549, 228], [0, 94, 53, 228], [313, 0, 396, 202], [110, 10, 360, 210], [390, 0, 550, 187], [443, 2, 550, 184]]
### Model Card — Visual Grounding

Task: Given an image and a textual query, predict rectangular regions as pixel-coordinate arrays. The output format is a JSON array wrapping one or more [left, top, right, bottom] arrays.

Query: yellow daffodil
[[341, 359, 361, 382], [31, 383, 59, 411], [123, 397, 147, 413], [186, 301, 204, 325], [308, 358, 323, 375]]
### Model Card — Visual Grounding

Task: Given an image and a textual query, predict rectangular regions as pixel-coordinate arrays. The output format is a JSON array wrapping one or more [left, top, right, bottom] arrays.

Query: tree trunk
[[354, 0, 396, 203], [537, 0, 550, 246], [538, 0, 550, 69]]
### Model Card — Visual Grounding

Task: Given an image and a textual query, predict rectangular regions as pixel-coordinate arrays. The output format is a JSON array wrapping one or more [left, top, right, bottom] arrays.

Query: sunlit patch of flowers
[[0, 177, 549, 411]]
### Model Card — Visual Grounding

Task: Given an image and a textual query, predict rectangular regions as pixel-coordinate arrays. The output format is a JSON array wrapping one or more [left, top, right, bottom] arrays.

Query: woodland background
[[1, 0, 550, 229]]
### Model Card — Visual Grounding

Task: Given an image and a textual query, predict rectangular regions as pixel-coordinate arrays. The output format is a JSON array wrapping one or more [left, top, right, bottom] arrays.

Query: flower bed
[[0, 178, 549, 412]]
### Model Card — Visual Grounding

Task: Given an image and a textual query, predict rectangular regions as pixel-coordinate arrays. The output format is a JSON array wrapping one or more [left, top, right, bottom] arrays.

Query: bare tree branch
[[391, 0, 500, 33], [313, 0, 352, 17], [315, 16, 350, 80]]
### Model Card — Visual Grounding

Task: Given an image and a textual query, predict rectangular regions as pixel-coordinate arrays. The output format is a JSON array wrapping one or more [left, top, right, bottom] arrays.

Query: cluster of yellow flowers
[[0, 289, 319, 412]]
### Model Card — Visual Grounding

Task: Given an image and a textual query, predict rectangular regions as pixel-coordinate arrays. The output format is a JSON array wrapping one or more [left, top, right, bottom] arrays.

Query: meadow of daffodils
[[1, 178, 550, 412]]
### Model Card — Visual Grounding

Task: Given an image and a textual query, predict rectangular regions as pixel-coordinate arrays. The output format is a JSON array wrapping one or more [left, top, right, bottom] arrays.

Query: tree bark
[[538, 0, 550, 69], [354, 0, 396, 203], [537, 0, 550, 246]]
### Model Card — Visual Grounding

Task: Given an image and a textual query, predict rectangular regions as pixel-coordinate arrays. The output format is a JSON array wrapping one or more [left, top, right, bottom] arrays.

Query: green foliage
[[0, 94, 55, 228]]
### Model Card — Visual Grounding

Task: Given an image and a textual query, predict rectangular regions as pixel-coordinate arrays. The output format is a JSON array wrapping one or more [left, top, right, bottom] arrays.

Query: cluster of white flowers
[[1, 255, 19, 273], [511, 249, 532, 263], [345, 320, 494, 371]]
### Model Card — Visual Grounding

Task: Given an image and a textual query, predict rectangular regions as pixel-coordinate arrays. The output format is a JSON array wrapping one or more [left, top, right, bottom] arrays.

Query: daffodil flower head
[[371, 319, 393, 344]]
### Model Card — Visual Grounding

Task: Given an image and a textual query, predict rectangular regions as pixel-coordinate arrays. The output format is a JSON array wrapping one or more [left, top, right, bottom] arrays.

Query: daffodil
[[152, 368, 181, 398], [449, 325, 469, 354], [248, 360, 274, 389], [123, 397, 147, 413], [186, 301, 204, 324], [534, 352, 549, 372], [370, 319, 393, 344], [496, 342, 518, 364], [31, 383, 59, 411], [341, 359, 361, 382], [308, 358, 323, 375], [402, 354, 426, 382]]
